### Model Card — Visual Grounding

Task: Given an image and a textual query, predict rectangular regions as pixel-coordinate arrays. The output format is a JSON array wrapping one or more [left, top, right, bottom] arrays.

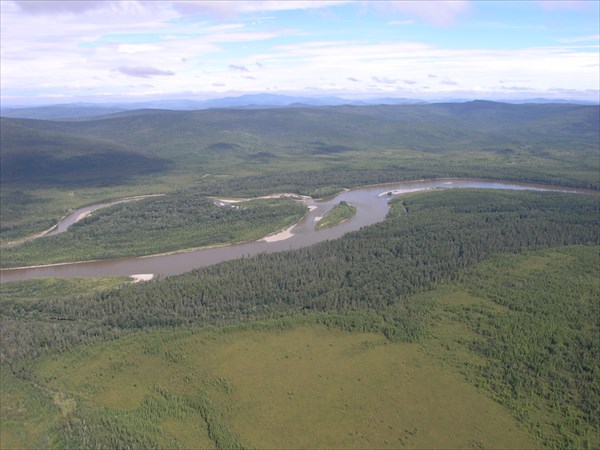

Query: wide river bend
[[0, 179, 584, 283]]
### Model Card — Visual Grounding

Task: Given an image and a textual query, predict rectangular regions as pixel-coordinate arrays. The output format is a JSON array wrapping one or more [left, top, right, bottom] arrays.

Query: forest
[[1, 188, 598, 448], [1, 197, 306, 267]]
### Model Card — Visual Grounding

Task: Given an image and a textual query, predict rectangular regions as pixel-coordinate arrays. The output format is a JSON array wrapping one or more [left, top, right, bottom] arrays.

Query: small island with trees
[[316, 201, 357, 229]]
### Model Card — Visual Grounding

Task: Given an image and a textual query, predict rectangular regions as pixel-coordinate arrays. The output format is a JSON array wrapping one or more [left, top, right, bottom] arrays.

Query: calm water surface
[[0, 179, 582, 282], [45, 195, 161, 236]]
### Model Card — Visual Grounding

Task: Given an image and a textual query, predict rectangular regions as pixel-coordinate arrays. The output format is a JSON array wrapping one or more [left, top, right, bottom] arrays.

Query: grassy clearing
[[0, 366, 61, 450], [316, 200, 356, 229], [33, 326, 536, 449], [421, 246, 600, 448], [0, 277, 129, 302]]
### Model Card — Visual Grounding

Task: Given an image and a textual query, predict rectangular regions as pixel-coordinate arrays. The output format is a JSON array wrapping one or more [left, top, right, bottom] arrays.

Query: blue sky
[[1, 1, 598, 105]]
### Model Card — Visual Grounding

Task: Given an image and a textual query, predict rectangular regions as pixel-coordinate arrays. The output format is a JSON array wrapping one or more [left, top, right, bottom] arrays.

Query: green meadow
[[28, 326, 535, 450], [2, 245, 598, 449]]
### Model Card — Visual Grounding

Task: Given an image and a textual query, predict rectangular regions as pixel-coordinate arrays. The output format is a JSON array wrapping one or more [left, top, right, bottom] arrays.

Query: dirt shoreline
[[260, 224, 296, 242], [130, 274, 154, 283], [213, 192, 312, 206]]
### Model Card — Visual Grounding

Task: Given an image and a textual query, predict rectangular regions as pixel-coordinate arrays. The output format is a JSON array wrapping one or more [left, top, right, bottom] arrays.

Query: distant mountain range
[[1, 94, 597, 120]]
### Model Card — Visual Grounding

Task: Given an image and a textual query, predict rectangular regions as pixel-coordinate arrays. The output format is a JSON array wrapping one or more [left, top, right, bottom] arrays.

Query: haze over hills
[[1, 94, 597, 120], [0, 95, 425, 120]]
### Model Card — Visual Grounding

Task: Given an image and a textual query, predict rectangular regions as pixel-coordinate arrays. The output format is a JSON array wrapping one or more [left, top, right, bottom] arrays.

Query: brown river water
[[0, 179, 584, 282]]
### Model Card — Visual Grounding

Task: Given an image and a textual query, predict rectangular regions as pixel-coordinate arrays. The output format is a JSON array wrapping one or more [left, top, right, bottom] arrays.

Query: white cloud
[[440, 78, 459, 86], [557, 35, 600, 44], [377, 1, 470, 26], [229, 64, 250, 72], [1, 0, 598, 103], [116, 66, 175, 78], [13, 0, 119, 15], [537, 0, 589, 11], [372, 76, 398, 84], [386, 20, 415, 26], [171, 1, 352, 18], [500, 85, 533, 91], [118, 44, 164, 54]]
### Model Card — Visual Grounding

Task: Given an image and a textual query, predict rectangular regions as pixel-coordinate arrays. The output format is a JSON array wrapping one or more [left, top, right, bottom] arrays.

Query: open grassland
[[2, 102, 598, 241], [29, 326, 536, 450], [1, 197, 306, 268], [315, 201, 356, 229], [420, 246, 600, 448], [1, 246, 597, 449], [0, 277, 129, 302], [0, 366, 60, 450]]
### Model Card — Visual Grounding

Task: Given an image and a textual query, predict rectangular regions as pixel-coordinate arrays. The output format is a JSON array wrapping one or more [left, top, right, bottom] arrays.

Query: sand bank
[[260, 224, 296, 243], [130, 274, 154, 283]]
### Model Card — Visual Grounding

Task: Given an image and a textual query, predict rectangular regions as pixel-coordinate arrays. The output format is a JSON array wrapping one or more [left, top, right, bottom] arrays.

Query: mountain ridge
[[2, 95, 596, 120]]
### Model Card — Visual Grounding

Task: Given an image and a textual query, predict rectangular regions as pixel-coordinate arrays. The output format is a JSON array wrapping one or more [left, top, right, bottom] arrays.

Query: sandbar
[[76, 211, 92, 222], [260, 224, 295, 243], [130, 274, 154, 283]]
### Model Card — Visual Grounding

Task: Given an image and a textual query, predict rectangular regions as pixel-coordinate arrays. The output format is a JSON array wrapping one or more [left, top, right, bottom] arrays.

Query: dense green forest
[[1, 197, 306, 268], [2, 189, 597, 365], [3, 189, 597, 366], [455, 248, 599, 447], [1, 189, 598, 448]]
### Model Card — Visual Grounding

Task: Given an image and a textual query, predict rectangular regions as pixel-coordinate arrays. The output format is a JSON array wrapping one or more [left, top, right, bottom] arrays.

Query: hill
[[0, 95, 428, 119], [0, 104, 126, 120], [1, 101, 598, 242], [3, 102, 598, 180], [0, 118, 170, 186]]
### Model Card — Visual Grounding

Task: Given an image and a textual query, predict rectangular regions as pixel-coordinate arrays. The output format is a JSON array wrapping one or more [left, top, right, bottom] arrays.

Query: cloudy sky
[[1, 0, 599, 105]]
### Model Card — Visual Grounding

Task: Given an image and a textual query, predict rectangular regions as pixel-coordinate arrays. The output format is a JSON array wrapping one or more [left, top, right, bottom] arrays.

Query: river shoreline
[[1, 178, 594, 282], [2, 194, 164, 249]]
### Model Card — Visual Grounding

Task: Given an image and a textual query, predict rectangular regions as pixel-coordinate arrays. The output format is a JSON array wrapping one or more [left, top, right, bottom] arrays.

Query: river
[[45, 195, 163, 236], [0, 179, 584, 283]]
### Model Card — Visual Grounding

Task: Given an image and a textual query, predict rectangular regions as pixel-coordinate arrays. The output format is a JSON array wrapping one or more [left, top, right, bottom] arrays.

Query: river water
[[0, 179, 583, 282], [45, 195, 162, 236]]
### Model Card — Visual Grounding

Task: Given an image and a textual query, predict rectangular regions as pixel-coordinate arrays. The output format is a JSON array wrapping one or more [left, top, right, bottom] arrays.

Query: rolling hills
[[2, 101, 598, 242], [1, 98, 598, 448], [3, 102, 598, 185]]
